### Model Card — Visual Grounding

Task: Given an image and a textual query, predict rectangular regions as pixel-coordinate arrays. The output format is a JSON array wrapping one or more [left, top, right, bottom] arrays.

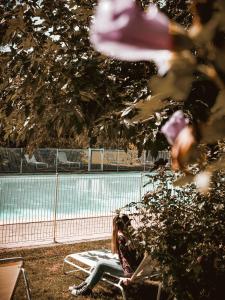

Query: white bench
[[63, 249, 162, 300]]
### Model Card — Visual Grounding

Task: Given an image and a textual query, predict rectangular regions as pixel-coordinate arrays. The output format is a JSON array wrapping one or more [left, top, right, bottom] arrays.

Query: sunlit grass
[[0, 240, 160, 299]]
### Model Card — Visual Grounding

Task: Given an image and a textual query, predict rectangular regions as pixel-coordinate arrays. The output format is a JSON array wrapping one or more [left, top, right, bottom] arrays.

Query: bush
[[124, 170, 225, 300]]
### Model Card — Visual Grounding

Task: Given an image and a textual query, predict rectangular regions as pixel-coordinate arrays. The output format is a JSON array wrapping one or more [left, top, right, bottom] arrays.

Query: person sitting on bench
[[69, 214, 143, 296]]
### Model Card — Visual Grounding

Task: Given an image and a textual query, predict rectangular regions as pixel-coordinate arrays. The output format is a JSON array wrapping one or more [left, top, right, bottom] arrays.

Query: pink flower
[[161, 111, 189, 145], [162, 111, 197, 170], [171, 126, 196, 171], [90, 0, 172, 72]]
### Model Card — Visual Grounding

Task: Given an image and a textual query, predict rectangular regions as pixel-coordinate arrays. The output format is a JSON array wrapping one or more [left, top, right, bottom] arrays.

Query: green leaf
[[131, 94, 168, 122]]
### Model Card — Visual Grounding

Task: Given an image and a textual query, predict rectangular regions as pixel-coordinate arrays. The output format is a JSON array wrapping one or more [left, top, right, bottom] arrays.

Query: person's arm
[[122, 277, 132, 285], [118, 234, 136, 276], [118, 234, 130, 258]]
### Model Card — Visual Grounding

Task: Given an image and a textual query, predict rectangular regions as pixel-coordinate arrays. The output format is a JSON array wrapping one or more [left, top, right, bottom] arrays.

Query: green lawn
[[0, 240, 162, 300]]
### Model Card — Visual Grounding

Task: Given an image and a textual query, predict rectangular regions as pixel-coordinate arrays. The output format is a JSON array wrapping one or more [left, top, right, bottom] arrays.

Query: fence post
[[88, 148, 91, 172], [101, 148, 104, 171], [143, 150, 146, 172], [20, 148, 23, 174], [56, 149, 58, 173], [117, 150, 119, 172], [140, 173, 143, 201], [53, 173, 59, 243]]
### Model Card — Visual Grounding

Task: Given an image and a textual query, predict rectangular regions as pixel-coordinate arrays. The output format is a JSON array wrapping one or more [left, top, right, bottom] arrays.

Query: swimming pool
[[0, 172, 152, 224]]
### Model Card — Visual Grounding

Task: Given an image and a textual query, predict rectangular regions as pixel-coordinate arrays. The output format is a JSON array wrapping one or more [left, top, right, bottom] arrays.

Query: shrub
[[124, 170, 225, 300]]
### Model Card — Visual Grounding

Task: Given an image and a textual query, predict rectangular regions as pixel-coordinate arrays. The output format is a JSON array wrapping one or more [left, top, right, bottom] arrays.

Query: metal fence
[[0, 148, 170, 174], [0, 173, 156, 248]]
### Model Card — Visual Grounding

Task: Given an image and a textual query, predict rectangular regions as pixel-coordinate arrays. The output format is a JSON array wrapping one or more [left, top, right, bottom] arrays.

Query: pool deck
[[0, 215, 113, 248]]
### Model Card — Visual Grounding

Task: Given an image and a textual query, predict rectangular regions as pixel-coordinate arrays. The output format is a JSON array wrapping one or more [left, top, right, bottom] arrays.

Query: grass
[[0, 239, 162, 300]]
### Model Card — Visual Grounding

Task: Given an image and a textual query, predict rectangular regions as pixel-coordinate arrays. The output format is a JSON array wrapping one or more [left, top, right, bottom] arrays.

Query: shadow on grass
[[0, 240, 167, 300]]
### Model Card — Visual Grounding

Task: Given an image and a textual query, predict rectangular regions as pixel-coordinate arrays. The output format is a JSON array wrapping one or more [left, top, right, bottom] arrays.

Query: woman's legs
[[85, 259, 124, 289]]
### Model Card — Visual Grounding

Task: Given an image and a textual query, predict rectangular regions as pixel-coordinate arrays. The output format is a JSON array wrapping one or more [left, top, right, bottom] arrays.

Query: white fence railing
[[0, 172, 157, 247], [0, 148, 170, 174]]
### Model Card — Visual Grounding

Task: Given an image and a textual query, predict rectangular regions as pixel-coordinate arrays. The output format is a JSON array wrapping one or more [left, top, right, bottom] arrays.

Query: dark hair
[[111, 214, 131, 253], [116, 214, 131, 231]]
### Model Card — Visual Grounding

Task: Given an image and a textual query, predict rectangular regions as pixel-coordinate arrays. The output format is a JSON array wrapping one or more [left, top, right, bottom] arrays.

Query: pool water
[[0, 173, 152, 224]]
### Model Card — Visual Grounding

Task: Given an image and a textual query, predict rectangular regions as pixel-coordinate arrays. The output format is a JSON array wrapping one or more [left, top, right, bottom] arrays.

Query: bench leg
[[117, 284, 127, 300], [63, 259, 93, 277], [156, 283, 162, 300], [21, 268, 31, 300]]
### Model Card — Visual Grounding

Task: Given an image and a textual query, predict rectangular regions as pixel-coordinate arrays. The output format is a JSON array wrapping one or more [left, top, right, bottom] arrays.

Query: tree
[[0, 0, 195, 155], [0, 0, 157, 152], [90, 1, 225, 298]]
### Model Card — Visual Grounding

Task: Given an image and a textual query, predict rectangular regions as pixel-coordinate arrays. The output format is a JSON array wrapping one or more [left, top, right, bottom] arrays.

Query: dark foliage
[[123, 170, 225, 300]]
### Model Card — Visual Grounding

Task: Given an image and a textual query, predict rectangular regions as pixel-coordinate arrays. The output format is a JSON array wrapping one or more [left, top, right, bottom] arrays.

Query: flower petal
[[171, 126, 197, 171], [161, 110, 189, 145], [195, 171, 211, 194], [90, 0, 172, 69]]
